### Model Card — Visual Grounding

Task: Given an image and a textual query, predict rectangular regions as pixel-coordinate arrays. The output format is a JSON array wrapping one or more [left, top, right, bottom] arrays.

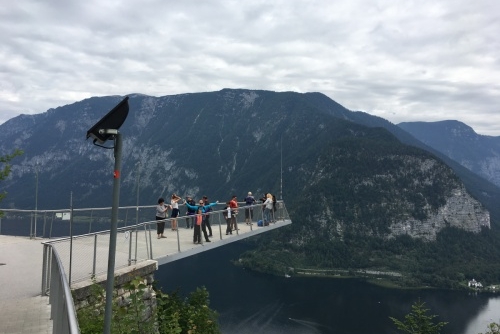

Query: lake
[[1, 217, 498, 333], [155, 242, 500, 334]]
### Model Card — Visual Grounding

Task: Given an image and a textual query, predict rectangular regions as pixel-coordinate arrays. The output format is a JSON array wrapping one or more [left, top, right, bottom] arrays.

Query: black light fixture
[[86, 96, 130, 334], [86, 96, 129, 145]]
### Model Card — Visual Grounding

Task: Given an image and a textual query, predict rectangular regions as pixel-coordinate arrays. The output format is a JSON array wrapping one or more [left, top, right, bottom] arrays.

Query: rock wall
[[72, 260, 158, 322], [389, 186, 490, 241]]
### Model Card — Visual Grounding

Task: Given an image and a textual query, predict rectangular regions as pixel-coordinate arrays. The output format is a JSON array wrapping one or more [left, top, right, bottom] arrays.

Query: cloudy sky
[[1, 0, 499, 135]]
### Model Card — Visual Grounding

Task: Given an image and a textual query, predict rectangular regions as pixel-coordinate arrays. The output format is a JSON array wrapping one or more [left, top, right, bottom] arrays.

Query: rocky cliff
[[0, 89, 494, 243]]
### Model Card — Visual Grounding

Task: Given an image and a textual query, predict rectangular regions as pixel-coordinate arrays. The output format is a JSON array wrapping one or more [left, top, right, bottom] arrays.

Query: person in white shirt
[[170, 194, 182, 230], [263, 193, 273, 225]]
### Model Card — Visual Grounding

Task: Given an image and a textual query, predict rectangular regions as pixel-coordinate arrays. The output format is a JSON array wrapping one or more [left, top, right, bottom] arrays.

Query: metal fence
[[0, 205, 156, 238], [2, 201, 290, 334], [42, 244, 79, 334], [38, 201, 290, 286]]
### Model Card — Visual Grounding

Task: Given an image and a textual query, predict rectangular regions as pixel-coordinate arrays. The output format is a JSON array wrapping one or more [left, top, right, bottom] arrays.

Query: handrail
[[0, 204, 157, 213], [43, 243, 80, 333], [34, 200, 290, 334]]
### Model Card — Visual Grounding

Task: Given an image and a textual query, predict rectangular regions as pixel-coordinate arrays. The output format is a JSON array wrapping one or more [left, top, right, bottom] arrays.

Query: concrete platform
[[50, 218, 291, 285], [0, 235, 52, 334], [0, 218, 291, 333]]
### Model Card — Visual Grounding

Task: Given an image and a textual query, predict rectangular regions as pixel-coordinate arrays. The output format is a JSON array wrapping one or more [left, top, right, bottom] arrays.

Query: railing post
[[30, 212, 33, 239], [128, 228, 133, 266], [41, 244, 48, 295], [148, 225, 153, 259], [49, 212, 54, 239], [88, 209, 94, 234], [93, 234, 97, 277], [218, 212, 222, 239], [134, 226, 138, 263], [42, 212, 46, 238], [176, 227, 181, 252]]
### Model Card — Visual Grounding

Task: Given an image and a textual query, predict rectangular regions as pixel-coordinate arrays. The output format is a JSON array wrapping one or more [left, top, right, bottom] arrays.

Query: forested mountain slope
[[1, 89, 499, 288]]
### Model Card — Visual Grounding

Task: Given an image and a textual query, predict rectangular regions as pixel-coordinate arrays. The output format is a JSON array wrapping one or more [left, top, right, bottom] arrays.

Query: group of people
[[155, 194, 218, 243], [155, 194, 183, 239], [155, 191, 277, 243]]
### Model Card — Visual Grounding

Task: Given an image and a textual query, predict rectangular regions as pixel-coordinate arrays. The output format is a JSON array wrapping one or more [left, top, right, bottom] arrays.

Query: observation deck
[[0, 201, 292, 333]]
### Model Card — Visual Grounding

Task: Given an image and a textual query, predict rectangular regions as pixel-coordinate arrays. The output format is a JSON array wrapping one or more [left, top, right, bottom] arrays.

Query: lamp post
[[86, 97, 129, 334]]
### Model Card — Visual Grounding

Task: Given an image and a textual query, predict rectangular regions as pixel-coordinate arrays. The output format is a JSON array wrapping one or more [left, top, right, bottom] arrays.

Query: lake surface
[[155, 242, 500, 334], [1, 217, 498, 333]]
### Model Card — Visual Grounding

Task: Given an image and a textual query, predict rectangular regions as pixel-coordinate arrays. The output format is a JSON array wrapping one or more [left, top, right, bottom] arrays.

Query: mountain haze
[[398, 120, 500, 188]]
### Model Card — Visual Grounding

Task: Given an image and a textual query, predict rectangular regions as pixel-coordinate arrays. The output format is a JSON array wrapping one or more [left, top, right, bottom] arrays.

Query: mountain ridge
[[398, 120, 500, 189], [2, 88, 500, 288]]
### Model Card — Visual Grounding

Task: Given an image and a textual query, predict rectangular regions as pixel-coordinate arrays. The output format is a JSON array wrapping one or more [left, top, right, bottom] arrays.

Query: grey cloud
[[1, 0, 499, 136]]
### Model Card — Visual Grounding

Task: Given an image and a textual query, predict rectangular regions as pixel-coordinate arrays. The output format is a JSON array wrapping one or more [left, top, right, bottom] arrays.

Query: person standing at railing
[[244, 192, 256, 225], [223, 201, 232, 235], [193, 206, 203, 244], [202, 195, 213, 237], [229, 195, 238, 231], [185, 196, 196, 229], [170, 194, 182, 231], [263, 193, 273, 226], [156, 198, 171, 239], [185, 199, 218, 242]]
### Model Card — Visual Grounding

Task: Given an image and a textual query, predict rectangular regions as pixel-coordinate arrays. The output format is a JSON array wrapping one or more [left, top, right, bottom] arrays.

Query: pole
[[136, 161, 141, 225], [280, 135, 283, 200], [69, 191, 73, 286], [132, 161, 140, 265], [34, 164, 39, 238], [103, 131, 123, 334]]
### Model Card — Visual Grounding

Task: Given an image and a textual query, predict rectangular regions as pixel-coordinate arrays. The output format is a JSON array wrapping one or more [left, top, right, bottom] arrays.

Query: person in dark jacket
[[244, 191, 256, 225], [185, 196, 196, 229]]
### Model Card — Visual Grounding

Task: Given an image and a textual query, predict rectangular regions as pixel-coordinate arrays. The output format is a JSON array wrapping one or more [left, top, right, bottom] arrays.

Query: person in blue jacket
[[185, 199, 218, 242]]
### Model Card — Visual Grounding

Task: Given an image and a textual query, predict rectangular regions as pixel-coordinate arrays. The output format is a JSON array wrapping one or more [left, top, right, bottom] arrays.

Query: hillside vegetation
[[2, 89, 500, 288]]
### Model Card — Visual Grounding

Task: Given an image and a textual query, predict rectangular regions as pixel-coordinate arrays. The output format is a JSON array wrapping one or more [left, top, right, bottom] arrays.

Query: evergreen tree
[[0, 149, 23, 215], [390, 300, 447, 334]]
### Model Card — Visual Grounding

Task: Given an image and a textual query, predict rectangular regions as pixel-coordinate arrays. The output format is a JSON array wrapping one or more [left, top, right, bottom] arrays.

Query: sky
[[1, 0, 499, 135]]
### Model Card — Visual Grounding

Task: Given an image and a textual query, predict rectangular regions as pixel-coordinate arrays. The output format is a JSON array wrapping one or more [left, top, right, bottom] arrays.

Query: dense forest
[[240, 223, 500, 289], [239, 133, 500, 290]]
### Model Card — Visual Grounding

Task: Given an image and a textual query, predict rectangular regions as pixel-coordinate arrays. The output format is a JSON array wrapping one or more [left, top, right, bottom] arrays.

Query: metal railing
[[0, 205, 156, 238], [28, 201, 290, 334], [42, 244, 80, 334], [40, 201, 290, 285]]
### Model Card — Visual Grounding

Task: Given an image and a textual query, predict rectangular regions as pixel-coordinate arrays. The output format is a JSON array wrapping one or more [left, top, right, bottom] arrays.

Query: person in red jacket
[[229, 195, 238, 231]]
